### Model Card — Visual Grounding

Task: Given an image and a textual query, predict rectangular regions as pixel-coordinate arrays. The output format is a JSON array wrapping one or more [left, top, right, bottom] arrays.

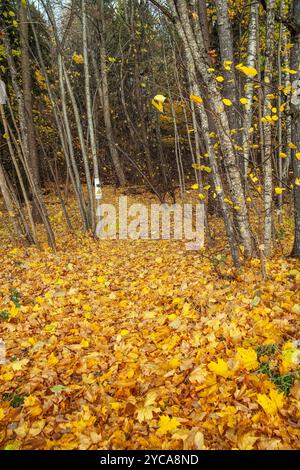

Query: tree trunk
[[19, 1, 42, 223], [262, 0, 276, 256], [1, 19, 56, 249], [175, 14, 241, 266], [290, 0, 300, 258], [98, 0, 126, 187], [169, 0, 254, 257], [215, 0, 241, 149], [242, 0, 259, 177]]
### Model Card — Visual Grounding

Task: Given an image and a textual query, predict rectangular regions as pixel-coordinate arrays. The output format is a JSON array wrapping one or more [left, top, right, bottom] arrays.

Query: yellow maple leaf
[[208, 358, 232, 378], [10, 303, 20, 318], [168, 357, 180, 369], [236, 64, 258, 77], [73, 53, 84, 64], [80, 338, 90, 348], [152, 99, 164, 113], [47, 352, 58, 366], [257, 394, 277, 415], [97, 275, 106, 285], [190, 94, 203, 105], [236, 347, 259, 371], [11, 358, 28, 371], [238, 433, 258, 450], [257, 390, 284, 415], [222, 98, 233, 106], [120, 329, 129, 336], [29, 419, 46, 437], [137, 391, 160, 423], [137, 405, 158, 423], [157, 415, 180, 434], [189, 365, 207, 384]]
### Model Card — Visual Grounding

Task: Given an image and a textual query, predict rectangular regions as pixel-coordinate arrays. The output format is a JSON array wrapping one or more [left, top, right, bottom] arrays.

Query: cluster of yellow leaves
[[190, 95, 203, 105], [235, 348, 259, 371], [257, 390, 284, 416], [72, 53, 84, 65], [152, 95, 167, 113], [236, 64, 258, 78]]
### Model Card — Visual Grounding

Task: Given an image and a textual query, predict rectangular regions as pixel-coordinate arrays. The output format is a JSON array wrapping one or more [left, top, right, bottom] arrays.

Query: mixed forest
[[0, 0, 300, 451]]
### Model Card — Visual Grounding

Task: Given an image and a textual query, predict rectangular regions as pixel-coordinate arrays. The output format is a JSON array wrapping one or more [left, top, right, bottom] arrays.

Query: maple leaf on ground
[[11, 358, 29, 371], [137, 390, 160, 423], [157, 415, 180, 434], [137, 405, 159, 423], [208, 359, 232, 378], [237, 433, 258, 450], [257, 389, 284, 415], [235, 347, 259, 371], [189, 365, 207, 384], [29, 419, 46, 437]]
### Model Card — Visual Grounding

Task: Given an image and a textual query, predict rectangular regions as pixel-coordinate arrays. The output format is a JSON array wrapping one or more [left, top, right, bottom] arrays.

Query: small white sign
[[95, 178, 102, 200]]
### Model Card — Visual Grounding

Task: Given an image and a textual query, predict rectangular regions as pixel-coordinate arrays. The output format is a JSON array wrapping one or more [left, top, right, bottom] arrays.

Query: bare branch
[[259, 0, 298, 33], [148, 0, 176, 23]]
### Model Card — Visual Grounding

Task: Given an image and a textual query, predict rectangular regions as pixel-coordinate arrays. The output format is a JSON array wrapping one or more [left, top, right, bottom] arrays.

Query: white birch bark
[[262, 0, 276, 256], [168, 0, 254, 256], [82, 0, 100, 230], [242, 0, 259, 177]]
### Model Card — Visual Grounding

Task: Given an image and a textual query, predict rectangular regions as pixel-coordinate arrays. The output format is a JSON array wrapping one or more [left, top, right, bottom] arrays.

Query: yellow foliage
[[222, 98, 233, 106], [190, 94, 203, 105], [157, 415, 180, 434], [208, 359, 232, 378], [72, 53, 84, 64], [235, 347, 259, 371]]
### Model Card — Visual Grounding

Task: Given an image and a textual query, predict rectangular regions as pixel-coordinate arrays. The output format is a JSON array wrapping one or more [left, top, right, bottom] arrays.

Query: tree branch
[[259, 0, 298, 34], [148, 0, 176, 23]]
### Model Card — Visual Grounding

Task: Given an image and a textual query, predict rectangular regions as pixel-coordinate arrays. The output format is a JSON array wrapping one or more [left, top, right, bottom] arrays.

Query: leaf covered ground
[[0, 188, 300, 450]]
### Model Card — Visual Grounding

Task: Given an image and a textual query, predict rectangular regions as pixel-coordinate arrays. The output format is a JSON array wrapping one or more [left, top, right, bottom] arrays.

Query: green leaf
[[0, 310, 9, 321], [50, 385, 66, 394]]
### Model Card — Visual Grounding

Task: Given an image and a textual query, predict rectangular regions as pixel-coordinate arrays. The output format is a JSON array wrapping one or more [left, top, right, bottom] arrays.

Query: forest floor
[[0, 187, 300, 450]]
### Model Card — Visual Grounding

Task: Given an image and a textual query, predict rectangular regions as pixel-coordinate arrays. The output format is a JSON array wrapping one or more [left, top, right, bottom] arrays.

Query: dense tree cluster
[[0, 0, 300, 264]]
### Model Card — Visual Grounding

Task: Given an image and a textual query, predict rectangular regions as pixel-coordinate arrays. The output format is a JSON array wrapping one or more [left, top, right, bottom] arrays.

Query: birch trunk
[[175, 15, 241, 266], [215, 0, 241, 148], [58, 55, 89, 229], [262, 0, 276, 256], [290, 0, 300, 258], [98, 0, 126, 186], [168, 0, 254, 256], [242, 0, 259, 177], [0, 103, 37, 243], [1, 22, 56, 249], [0, 162, 24, 243], [19, 1, 42, 223], [82, 0, 100, 230], [277, 0, 284, 222]]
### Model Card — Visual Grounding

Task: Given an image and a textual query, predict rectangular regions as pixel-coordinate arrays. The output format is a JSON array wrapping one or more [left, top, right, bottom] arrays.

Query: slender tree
[[290, 0, 300, 258]]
